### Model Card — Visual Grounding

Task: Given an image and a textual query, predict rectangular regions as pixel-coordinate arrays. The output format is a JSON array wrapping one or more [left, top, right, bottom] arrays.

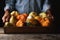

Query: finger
[[2, 14, 7, 23], [2, 17, 6, 23], [6, 16, 9, 22], [52, 16, 54, 20]]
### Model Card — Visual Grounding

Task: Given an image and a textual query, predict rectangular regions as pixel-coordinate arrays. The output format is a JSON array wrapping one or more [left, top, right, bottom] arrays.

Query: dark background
[[0, 0, 5, 27], [0, 0, 59, 33]]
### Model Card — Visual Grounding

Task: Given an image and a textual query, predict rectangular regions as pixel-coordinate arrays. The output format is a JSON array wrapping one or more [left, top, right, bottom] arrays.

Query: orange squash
[[16, 14, 28, 22], [22, 13, 28, 18], [16, 15, 25, 20], [16, 20, 24, 27], [16, 15, 21, 20], [20, 15, 25, 20], [40, 18, 50, 27]]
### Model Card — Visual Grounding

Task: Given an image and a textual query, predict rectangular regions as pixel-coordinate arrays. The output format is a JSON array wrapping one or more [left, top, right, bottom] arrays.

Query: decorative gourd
[[39, 12, 47, 18], [9, 16, 17, 26], [29, 12, 37, 17], [10, 11, 19, 17], [16, 20, 24, 27], [4, 22, 14, 27], [26, 15, 39, 27], [39, 12, 52, 27]]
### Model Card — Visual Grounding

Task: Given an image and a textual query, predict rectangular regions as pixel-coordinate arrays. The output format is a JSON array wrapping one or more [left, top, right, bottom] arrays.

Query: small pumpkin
[[40, 18, 50, 27], [29, 12, 37, 17], [22, 13, 28, 18], [16, 15, 25, 20], [16, 20, 24, 27]]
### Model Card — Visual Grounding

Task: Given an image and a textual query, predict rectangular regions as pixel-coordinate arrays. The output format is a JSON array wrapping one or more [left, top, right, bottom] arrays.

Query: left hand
[[46, 10, 54, 20]]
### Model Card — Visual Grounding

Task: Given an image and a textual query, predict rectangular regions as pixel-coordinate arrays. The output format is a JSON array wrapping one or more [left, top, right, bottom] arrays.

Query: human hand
[[46, 10, 54, 20], [2, 10, 10, 23]]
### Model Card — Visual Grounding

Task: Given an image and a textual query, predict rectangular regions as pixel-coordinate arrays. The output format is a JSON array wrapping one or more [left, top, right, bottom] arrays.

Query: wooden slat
[[4, 26, 55, 34]]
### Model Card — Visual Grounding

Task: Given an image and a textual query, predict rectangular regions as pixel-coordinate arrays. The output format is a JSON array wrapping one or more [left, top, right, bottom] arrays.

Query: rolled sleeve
[[4, 0, 15, 11], [42, 0, 50, 12], [4, 4, 10, 11]]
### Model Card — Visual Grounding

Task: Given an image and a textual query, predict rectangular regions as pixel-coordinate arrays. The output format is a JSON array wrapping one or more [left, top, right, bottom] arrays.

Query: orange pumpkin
[[22, 13, 28, 18], [20, 15, 25, 20], [16, 15, 21, 20], [16, 20, 24, 27], [16, 13, 28, 22], [40, 18, 50, 27], [16, 15, 25, 20]]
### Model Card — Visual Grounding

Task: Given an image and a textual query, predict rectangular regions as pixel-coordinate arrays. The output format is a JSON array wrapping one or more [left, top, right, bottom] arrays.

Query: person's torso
[[15, 0, 45, 13]]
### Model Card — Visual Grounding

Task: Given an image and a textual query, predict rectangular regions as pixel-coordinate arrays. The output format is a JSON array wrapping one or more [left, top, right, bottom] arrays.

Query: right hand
[[2, 10, 10, 23]]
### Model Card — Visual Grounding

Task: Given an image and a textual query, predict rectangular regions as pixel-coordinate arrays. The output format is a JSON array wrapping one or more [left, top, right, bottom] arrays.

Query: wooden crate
[[4, 26, 55, 34]]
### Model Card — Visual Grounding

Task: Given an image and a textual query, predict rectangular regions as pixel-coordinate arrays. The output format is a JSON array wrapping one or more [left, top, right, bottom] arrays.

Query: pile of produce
[[4, 11, 53, 27]]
